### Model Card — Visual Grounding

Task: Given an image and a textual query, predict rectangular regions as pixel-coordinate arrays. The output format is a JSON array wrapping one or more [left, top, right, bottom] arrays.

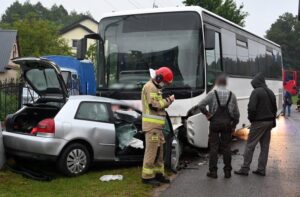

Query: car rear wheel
[[57, 143, 91, 176]]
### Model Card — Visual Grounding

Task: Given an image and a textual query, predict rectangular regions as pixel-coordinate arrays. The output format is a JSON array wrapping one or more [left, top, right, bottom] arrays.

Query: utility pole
[[153, 0, 158, 8]]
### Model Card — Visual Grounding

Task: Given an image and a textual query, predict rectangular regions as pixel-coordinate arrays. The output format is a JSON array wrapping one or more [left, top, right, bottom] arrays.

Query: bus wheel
[[171, 136, 182, 172]]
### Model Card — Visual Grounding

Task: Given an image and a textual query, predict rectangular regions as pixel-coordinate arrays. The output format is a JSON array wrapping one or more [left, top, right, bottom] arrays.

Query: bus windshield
[[99, 12, 203, 90]]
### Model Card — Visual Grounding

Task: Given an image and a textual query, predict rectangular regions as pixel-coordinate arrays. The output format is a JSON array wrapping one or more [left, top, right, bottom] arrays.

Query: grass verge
[[0, 162, 152, 197], [292, 95, 298, 105]]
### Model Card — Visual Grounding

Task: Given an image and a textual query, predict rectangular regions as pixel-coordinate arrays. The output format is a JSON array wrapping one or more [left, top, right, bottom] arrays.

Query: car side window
[[75, 102, 110, 122]]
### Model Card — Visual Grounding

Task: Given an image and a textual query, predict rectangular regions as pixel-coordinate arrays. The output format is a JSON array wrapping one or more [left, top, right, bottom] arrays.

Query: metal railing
[[0, 78, 23, 121]]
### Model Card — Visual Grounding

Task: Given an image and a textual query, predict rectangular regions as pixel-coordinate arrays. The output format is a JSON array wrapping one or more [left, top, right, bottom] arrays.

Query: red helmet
[[155, 67, 174, 84]]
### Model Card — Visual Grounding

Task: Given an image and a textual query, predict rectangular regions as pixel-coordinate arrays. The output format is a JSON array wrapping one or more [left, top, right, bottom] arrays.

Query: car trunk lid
[[13, 57, 68, 101]]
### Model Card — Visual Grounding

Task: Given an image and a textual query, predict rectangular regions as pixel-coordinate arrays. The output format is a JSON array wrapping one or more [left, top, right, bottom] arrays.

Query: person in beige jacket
[[141, 67, 175, 186]]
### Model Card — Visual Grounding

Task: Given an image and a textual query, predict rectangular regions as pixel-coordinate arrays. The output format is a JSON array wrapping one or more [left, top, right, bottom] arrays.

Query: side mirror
[[76, 33, 103, 60], [76, 38, 87, 60], [205, 28, 215, 50]]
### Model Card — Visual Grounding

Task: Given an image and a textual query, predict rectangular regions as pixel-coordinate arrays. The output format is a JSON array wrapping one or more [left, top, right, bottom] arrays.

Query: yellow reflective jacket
[[141, 80, 171, 131]]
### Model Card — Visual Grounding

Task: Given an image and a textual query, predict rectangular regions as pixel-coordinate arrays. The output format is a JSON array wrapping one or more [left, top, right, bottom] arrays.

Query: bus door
[[187, 25, 223, 148], [204, 25, 223, 92]]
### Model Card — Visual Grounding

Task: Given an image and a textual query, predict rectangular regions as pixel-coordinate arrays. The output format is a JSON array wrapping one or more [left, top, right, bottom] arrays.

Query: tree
[[1, 15, 72, 56], [183, 0, 248, 26], [86, 43, 97, 65], [0, 1, 89, 27], [266, 13, 300, 69]]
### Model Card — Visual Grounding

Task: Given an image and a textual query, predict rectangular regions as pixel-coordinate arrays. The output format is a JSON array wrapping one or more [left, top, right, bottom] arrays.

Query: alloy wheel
[[66, 149, 87, 174]]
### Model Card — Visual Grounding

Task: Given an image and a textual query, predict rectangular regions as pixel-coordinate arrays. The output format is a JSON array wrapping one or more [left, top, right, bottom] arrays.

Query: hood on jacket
[[251, 73, 266, 88]]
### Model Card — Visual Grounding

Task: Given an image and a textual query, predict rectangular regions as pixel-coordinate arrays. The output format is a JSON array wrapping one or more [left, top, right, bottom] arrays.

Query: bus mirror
[[205, 29, 215, 50], [77, 33, 103, 60], [76, 38, 87, 60]]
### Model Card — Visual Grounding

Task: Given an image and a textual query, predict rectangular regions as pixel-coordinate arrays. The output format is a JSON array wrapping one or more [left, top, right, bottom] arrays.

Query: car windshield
[[99, 12, 203, 90]]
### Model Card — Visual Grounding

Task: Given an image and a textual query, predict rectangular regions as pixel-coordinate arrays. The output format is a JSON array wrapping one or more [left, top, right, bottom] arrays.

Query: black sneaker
[[206, 171, 218, 179], [252, 170, 266, 176], [224, 171, 231, 179], [155, 173, 170, 183], [234, 169, 249, 176], [142, 178, 161, 186]]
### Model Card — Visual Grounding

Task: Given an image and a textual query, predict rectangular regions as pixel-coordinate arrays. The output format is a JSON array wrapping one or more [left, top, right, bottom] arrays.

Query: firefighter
[[141, 67, 175, 186]]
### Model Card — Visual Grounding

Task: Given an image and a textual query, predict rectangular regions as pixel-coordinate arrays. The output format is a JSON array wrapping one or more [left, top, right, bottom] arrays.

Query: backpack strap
[[226, 91, 232, 107], [214, 90, 221, 107]]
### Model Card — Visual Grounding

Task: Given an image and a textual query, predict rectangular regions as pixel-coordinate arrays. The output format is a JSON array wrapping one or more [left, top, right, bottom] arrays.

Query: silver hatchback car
[[3, 58, 179, 176]]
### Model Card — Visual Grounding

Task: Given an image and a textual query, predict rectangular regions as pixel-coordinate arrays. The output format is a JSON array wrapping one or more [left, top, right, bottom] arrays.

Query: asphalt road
[[161, 110, 300, 197]]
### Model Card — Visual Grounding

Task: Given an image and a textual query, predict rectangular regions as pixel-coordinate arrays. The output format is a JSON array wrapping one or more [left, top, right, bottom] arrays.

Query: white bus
[[77, 6, 283, 153]]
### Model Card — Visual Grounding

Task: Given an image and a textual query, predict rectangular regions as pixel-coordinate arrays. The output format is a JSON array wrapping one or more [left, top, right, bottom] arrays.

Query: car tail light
[[31, 118, 55, 137]]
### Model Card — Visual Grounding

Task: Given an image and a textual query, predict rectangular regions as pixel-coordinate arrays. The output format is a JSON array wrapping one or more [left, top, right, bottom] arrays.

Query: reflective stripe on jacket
[[141, 80, 170, 131]]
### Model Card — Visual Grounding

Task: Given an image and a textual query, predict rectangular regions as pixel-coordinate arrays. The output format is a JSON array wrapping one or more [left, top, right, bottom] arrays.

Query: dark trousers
[[209, 124, 232, 172], [241, 121, 273, 173]]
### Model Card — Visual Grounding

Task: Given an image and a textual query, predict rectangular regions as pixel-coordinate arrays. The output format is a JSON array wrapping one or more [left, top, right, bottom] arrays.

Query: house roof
[[59, 15, 99, 35], [0, 30, 17, 73]]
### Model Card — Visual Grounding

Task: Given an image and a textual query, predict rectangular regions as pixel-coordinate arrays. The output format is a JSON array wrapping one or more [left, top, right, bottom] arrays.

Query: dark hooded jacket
[[248, 73, 277, 122]]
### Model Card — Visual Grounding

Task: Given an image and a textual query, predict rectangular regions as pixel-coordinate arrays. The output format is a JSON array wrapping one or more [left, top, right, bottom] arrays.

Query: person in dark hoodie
[[235, 73, 277, 177]]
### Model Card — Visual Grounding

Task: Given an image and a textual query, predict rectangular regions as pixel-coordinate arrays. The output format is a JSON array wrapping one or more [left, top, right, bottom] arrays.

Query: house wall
[[0, 68, 19, 81], [60, 19, 99, 54], [79, 19, 99, 33], [10, 42, 19, 59], [0, 41, 19, 81], [61, 27, 96, 54]]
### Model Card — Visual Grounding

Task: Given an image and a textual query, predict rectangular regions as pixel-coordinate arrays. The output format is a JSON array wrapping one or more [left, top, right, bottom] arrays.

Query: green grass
[[0, 163, 152, 197], [292, 96, 298, 105]]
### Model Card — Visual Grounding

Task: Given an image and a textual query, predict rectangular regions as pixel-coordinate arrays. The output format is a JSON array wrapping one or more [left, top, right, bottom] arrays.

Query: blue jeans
[[283, 105, 291, 116]]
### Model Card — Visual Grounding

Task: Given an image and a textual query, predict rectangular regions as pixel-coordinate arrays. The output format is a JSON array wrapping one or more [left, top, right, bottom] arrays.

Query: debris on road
[[198, 161, 208, 166], [100, 175, 123, 182], [231, 149, 239, 155]]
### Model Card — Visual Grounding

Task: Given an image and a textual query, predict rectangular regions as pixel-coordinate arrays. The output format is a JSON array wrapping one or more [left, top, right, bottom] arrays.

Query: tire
[[170, 136, 182, 172], [57, 143, 91, 177]]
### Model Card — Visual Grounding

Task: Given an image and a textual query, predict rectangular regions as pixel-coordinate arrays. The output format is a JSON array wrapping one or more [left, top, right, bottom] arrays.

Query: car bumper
[[2, 131, 68, 160]]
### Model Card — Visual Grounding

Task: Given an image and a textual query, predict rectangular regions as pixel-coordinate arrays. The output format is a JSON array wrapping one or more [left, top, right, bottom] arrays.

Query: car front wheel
[[57, 143, 91, 176]]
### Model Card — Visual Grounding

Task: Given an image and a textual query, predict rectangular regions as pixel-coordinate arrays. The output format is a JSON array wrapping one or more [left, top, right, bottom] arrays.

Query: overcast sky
[[1, 0, 298, 36]]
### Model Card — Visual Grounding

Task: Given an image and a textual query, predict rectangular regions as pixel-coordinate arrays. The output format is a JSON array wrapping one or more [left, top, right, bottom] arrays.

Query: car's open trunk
[[6, 105, 60, 134]]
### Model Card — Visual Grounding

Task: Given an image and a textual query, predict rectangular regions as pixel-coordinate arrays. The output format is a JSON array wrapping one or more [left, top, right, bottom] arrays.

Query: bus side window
[[206, 31, 222, 92]]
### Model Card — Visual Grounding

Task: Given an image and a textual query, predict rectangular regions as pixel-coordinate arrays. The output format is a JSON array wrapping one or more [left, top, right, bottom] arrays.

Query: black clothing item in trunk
[[6, 107, 60, 133]]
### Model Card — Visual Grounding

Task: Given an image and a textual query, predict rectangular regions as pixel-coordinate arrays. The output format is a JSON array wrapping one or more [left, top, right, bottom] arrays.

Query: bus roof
[[99, 6, 280, 48]]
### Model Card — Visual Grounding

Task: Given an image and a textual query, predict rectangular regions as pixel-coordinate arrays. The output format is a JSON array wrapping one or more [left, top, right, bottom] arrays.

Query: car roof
[[68, 95, 137, 108]]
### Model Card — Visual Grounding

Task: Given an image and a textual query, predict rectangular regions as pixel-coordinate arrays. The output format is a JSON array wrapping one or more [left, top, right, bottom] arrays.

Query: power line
[[153, 0, 158, 8], [127, 0, 139, 8], [103, 0, 117, 10], [131, 0, 143, 8]]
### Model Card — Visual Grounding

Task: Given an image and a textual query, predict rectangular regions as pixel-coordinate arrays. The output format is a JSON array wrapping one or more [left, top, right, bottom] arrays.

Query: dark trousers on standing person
[[283, 104, 291, 117], [241, 121, 273, 174], [209, 124, 232, 173]]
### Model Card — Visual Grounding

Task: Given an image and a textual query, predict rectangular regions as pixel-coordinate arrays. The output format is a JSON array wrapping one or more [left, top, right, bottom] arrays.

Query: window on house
[[72, 39, 79, 48]]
